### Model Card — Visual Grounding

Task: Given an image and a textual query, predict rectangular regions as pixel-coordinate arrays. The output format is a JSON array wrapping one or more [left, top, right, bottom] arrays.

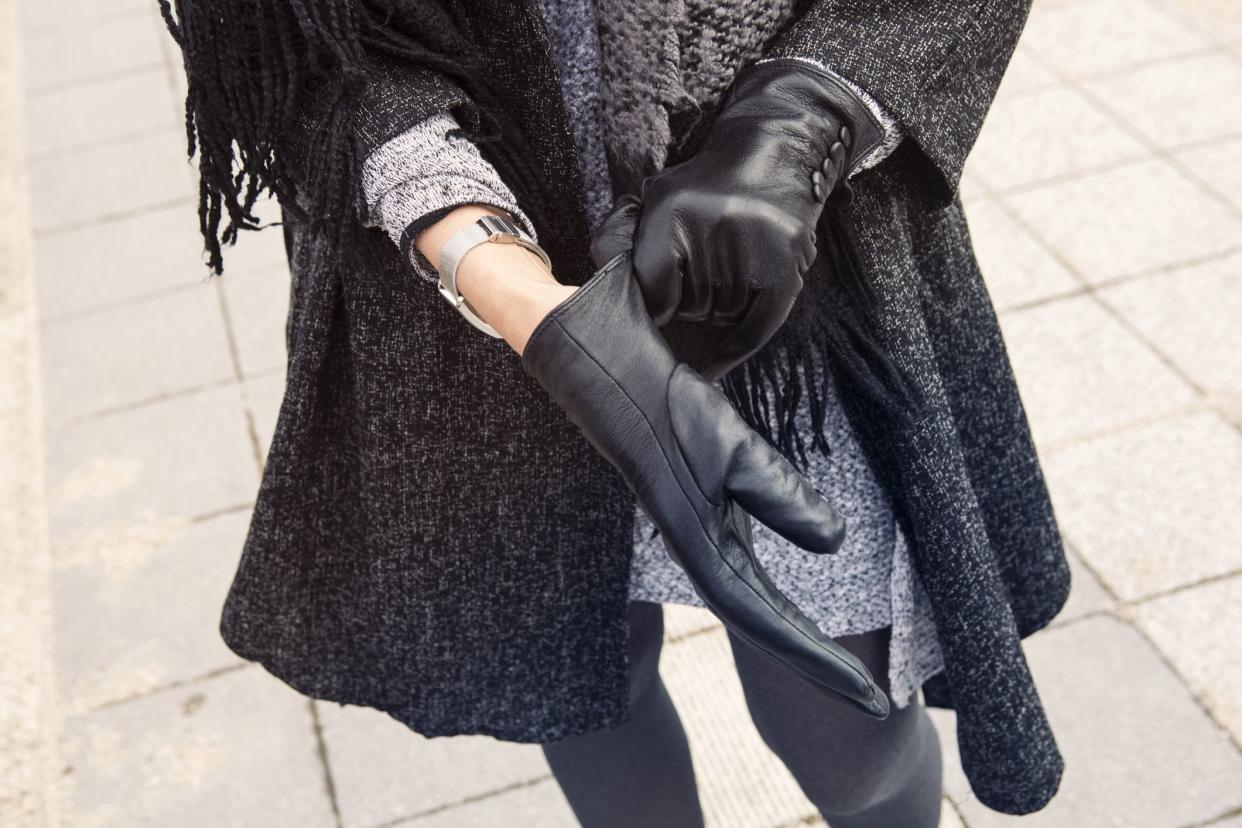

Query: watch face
[[478, 214, 520, 240]]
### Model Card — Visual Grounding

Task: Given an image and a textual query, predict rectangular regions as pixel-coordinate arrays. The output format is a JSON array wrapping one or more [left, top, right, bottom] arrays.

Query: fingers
[[725, 429, 846, 555], [593, 191, 684, 324], [706, 271, 751, 325], [632, 212, 686, 325], [589, 192, 642, 269], [698, 285, 796, 381]]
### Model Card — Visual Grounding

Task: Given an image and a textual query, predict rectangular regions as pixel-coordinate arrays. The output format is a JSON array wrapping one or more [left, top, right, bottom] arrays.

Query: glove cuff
[[725, 57, 887, 179]]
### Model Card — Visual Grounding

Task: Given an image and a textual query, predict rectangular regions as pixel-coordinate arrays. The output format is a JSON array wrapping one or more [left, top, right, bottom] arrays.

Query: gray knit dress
[[359, 0, 944, 707]]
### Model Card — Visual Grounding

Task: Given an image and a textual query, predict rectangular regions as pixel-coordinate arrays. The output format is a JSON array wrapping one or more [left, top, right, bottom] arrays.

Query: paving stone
[[317, 703, 550, 828], [221, 263, 291, 378], [995, 48, 1059, 96], [58, 667, 335, 828], [950, 616, 1242, 827], [1054, 549, 1113, 625], [660, 626, 815, 828], [40, 286, 234, 424], [28, 129, 195, 233], [401, 778, 576, 828], [956, 169, 989, 204], [34, 204, 212, 319], [51, 511, 246, 715], [1217, 393, 1242, 431], [215, 198, 291, 279], [1207, 814, 1242, 828], [23, 68, 177, 159], [21, 11, 164, 92], [1020, 0, 1208, 78], [1154, 0, 1242, 42], [803, 802, 963, 828], [242, 372, 286, 466], [662, 603, 720, 641], [998, 296, 1196, 447], [965, 200, 1080, 311], [1044, 411, 1242, 601], [1085, 54, 1242, 150], [47, 383, 258, 537], [939, 803, 966, 828], [1100, 252, 1242, 397], [968, 86, 1148, 192], [1005, 159, 1242, 282], [19, 1, 150, 34], [926, 708, 971, 807], [1178, 137, 1242, 212], [1136, 574, 1242, 744]]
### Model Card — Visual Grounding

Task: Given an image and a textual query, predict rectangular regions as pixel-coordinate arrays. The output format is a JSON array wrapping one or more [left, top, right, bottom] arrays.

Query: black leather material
[[521, 251, 890, 719], [617, 57, 886, 380]]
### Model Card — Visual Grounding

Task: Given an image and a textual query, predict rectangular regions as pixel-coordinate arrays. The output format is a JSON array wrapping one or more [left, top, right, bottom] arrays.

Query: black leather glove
[[623, 57, 885, 379], [521, 249, 890, 719]]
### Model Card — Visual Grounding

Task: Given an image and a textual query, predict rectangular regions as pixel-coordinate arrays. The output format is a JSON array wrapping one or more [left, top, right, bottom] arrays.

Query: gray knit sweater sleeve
[[360, 111, 538, 285]]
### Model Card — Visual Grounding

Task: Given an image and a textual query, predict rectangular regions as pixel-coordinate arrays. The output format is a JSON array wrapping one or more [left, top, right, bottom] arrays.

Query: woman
[[160, 1, 1071, 824]]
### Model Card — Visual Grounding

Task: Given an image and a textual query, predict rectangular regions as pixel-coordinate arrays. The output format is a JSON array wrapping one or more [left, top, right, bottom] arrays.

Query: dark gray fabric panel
[[200, 0, 1070, 815]]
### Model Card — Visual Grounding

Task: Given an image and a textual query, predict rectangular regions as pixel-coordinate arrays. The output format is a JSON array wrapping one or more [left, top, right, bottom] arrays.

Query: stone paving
[[7, 0, 1242, 824]]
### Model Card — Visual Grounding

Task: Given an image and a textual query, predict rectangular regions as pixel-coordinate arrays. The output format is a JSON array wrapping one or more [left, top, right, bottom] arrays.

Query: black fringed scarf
[[157, 0, 556, 273], [158, 0, 915, 472]]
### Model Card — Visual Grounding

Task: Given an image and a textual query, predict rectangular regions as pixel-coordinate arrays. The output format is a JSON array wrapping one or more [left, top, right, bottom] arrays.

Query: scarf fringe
[[159, 0, 556, 279], [158, 0, 374, 274], [720, 211, 919, 472]]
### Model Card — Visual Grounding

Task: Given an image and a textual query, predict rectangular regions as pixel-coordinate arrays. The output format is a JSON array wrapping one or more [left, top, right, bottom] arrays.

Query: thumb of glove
[[589, 193, 643, 270]]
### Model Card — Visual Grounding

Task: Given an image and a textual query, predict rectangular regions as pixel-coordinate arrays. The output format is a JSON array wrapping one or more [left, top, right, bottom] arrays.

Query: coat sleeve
[[763, 0, 1034, 202]]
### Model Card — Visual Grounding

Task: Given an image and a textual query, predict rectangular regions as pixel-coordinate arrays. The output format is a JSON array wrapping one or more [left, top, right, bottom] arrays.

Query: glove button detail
[[811, 170, 827, 203], [839, 125, 852, 148], [829, 142, 847, 168]]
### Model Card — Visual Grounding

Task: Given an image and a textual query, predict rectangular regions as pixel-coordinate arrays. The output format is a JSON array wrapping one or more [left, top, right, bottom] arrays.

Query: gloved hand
[[521, 248, 890, 719], [619, 57, 885, 380]]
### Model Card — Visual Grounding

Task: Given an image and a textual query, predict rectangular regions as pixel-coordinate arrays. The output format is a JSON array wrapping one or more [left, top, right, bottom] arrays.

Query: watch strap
[[436, 215, 550, 339]]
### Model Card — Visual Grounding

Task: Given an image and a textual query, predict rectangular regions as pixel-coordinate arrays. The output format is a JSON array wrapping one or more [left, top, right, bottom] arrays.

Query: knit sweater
[[360, 0, 944, 707]]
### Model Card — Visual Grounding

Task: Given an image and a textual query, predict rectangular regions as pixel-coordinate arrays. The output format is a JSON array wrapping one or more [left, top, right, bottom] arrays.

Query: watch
[[435, 214, 552, 338]]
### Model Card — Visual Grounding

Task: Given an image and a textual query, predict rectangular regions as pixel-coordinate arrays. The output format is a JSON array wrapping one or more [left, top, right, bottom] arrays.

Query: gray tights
[[541, 601, 943, 827]]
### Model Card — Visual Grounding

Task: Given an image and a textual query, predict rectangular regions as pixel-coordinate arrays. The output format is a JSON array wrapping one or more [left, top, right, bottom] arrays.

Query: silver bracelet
[[435, 214, 551, 338]]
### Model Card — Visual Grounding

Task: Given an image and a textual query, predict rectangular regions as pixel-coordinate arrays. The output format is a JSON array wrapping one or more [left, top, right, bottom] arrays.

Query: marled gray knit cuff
[[755, 55, 905, 175], [361, 112, 538, 284]]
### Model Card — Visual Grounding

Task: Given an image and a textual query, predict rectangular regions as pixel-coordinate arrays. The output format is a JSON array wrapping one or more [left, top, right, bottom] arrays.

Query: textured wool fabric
[[185, 0, 1070, 816], [360, 2, 936, 706]]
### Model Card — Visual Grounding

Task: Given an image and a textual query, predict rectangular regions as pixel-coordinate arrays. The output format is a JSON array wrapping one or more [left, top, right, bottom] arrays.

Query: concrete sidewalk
[[7, 0, 1242, 825]]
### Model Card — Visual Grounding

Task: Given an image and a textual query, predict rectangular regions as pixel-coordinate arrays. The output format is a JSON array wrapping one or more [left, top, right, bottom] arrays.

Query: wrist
[[460, 248, 575, 354], [423, 212, 574, 354], [415, 203, 517, 271]]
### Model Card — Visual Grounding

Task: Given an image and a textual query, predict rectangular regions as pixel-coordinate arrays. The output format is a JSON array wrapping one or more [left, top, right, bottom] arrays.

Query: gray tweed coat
[[209, 0, 1070, 815]]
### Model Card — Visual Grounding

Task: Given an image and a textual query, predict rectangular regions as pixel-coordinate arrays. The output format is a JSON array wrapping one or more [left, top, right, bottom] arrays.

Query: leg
[[541, 601, 705, 828], [728, 627, 943, 828]]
